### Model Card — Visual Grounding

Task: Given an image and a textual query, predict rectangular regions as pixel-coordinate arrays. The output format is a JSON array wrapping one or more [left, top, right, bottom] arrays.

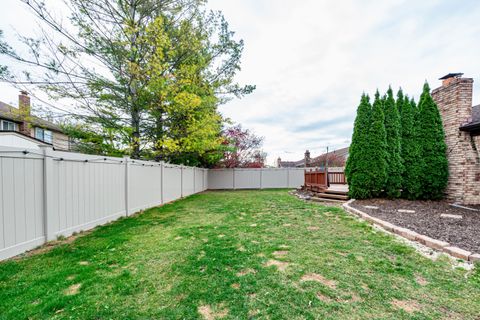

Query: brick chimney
[[304, 150, 311, 167], [432, 73, 480, 204], [18, 91, 31, 136]]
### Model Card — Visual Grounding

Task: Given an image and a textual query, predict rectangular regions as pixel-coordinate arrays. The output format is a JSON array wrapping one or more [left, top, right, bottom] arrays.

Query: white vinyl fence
[[0, 146, 207, 261], [208, 168, 306, 189], [0, 145, 341, 261]]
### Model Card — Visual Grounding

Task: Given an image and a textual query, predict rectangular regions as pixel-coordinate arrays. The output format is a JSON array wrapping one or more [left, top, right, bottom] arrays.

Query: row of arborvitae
[[345, 83, 448, 200]]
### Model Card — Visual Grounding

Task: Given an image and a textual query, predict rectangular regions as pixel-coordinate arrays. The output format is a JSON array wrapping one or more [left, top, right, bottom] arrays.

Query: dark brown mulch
[[351, 199, 480, 253]]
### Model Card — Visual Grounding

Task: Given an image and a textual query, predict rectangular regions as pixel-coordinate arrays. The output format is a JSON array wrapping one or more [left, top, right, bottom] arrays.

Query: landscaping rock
[[415, 235, 449, 250], [469, 253, 480, 263], [398, 209, 416, 213], [443, 246, 472, 261], [440, 214, 462, 219], [392, 227, 419, 241], [364, 205, 379, 210]]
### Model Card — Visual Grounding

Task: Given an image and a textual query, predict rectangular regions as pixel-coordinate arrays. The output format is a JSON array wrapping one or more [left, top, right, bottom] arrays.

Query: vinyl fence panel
[[234, 169, 261, 189], [0, 150, 45, 260], [163, 165, 182, 203], [129, 161, 162, 213], [49, 150, 126, 239], [208, 169, 234, 189], [182, 167, 195, 197]]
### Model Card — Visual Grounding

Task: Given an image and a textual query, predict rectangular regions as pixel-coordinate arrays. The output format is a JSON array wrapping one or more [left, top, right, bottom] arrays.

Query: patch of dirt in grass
[[415, 275, 428, 286], [236, 268, 256, 276], [307, 226, 320, 231], [283, 223, 292, 227], [301, 273, 337, 289], [237, 246, 246, 252], [79, 261, 89, 266], [339, 293, 362, 303], [174, 236, 183, 241], [251, 240, 260, 244], [17, 230, 93, 259], [273, 250, 289, 257], [316, 292, 333, 302], [218, 234, 226, 238], [66, 275, 76, 281], [248, 309, 259, 317], [391, 299, 421, 313], [250, 224, 257, 227], [264, 259, 289, 272], [64, 283, 81, 296], [198, 304, 229, 320], [231, 283, 240, 290]]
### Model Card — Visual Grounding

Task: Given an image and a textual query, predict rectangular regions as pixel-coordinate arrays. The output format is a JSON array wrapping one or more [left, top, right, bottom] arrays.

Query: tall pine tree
[[383, 87, 403, 198], [346, 94, 372, 199], [417, 82, 449, 199], [400, 95, 422, 199], [366, 91, 388, 197]]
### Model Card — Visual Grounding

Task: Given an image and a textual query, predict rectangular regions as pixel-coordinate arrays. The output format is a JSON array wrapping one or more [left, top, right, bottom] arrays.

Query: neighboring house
[[432, 73, 480, 205], [277, 147, 349, 168], [0, 91, 71, 151]]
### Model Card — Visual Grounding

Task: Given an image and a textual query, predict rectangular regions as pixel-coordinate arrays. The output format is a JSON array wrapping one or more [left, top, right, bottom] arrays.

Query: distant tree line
[[0, 0, 260, 167], [345, 83, 448, 200]]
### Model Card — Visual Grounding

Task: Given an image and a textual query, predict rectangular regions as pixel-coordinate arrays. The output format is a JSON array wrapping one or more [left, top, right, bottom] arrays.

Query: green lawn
[[1, 190, 479, 319]]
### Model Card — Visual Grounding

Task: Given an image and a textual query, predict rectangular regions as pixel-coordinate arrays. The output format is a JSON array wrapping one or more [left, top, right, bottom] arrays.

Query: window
[[35, 127, 44, 141], [0, 120, 17, 131], [44, 130, 52, 144], [34, 127, 53, 143]]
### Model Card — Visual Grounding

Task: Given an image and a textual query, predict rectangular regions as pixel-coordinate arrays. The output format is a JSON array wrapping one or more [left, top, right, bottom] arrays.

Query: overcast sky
[[1, 0, 480, 165]]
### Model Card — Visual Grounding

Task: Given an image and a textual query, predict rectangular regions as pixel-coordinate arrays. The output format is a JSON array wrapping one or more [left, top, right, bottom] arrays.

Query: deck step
[[323, 189, 348, 196], [314, 193, 349, 200]]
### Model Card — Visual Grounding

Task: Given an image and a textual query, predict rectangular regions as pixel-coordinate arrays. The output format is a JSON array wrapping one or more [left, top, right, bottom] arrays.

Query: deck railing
[[328, 171, 347, 184]]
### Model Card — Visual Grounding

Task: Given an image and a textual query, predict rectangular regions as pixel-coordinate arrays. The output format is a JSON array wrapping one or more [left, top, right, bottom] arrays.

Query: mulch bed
[[351, 199, 480, 253]]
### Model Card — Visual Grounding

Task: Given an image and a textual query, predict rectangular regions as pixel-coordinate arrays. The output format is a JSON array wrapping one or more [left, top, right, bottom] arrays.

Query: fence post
[[287, 168, 290, 187], [40, 146, 56, 241], [160, 162, 164, 205], [181, 166, 184, 197], [260, 169, 263, 189], [193, 167, 196, 193], [124, 156, 130, 216]]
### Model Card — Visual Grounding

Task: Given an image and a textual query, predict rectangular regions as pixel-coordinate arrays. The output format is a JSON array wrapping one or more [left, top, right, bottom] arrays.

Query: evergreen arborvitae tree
[[383, 87, 403, 198], [366, 91, 388, 197], [346, 94, 373, 199], [400, 95, 422, 199], [417, 82, 449, 199]]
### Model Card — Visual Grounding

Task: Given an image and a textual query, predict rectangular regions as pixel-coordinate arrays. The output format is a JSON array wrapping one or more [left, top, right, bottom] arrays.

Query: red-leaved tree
[[217, 124, 266, 168]]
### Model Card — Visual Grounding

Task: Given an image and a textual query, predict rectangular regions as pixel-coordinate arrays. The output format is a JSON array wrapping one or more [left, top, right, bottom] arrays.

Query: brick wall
[[432, 77, 480, 204]]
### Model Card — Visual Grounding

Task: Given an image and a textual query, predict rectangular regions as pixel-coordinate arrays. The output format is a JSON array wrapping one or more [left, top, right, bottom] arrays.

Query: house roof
[[439, 73, 464, 80], [459, 104, 480, 134], [279, 159, 305, 168], [310, 147, 349, 163], [0, 101, 63, 132], [278, 147, 349, 168]]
